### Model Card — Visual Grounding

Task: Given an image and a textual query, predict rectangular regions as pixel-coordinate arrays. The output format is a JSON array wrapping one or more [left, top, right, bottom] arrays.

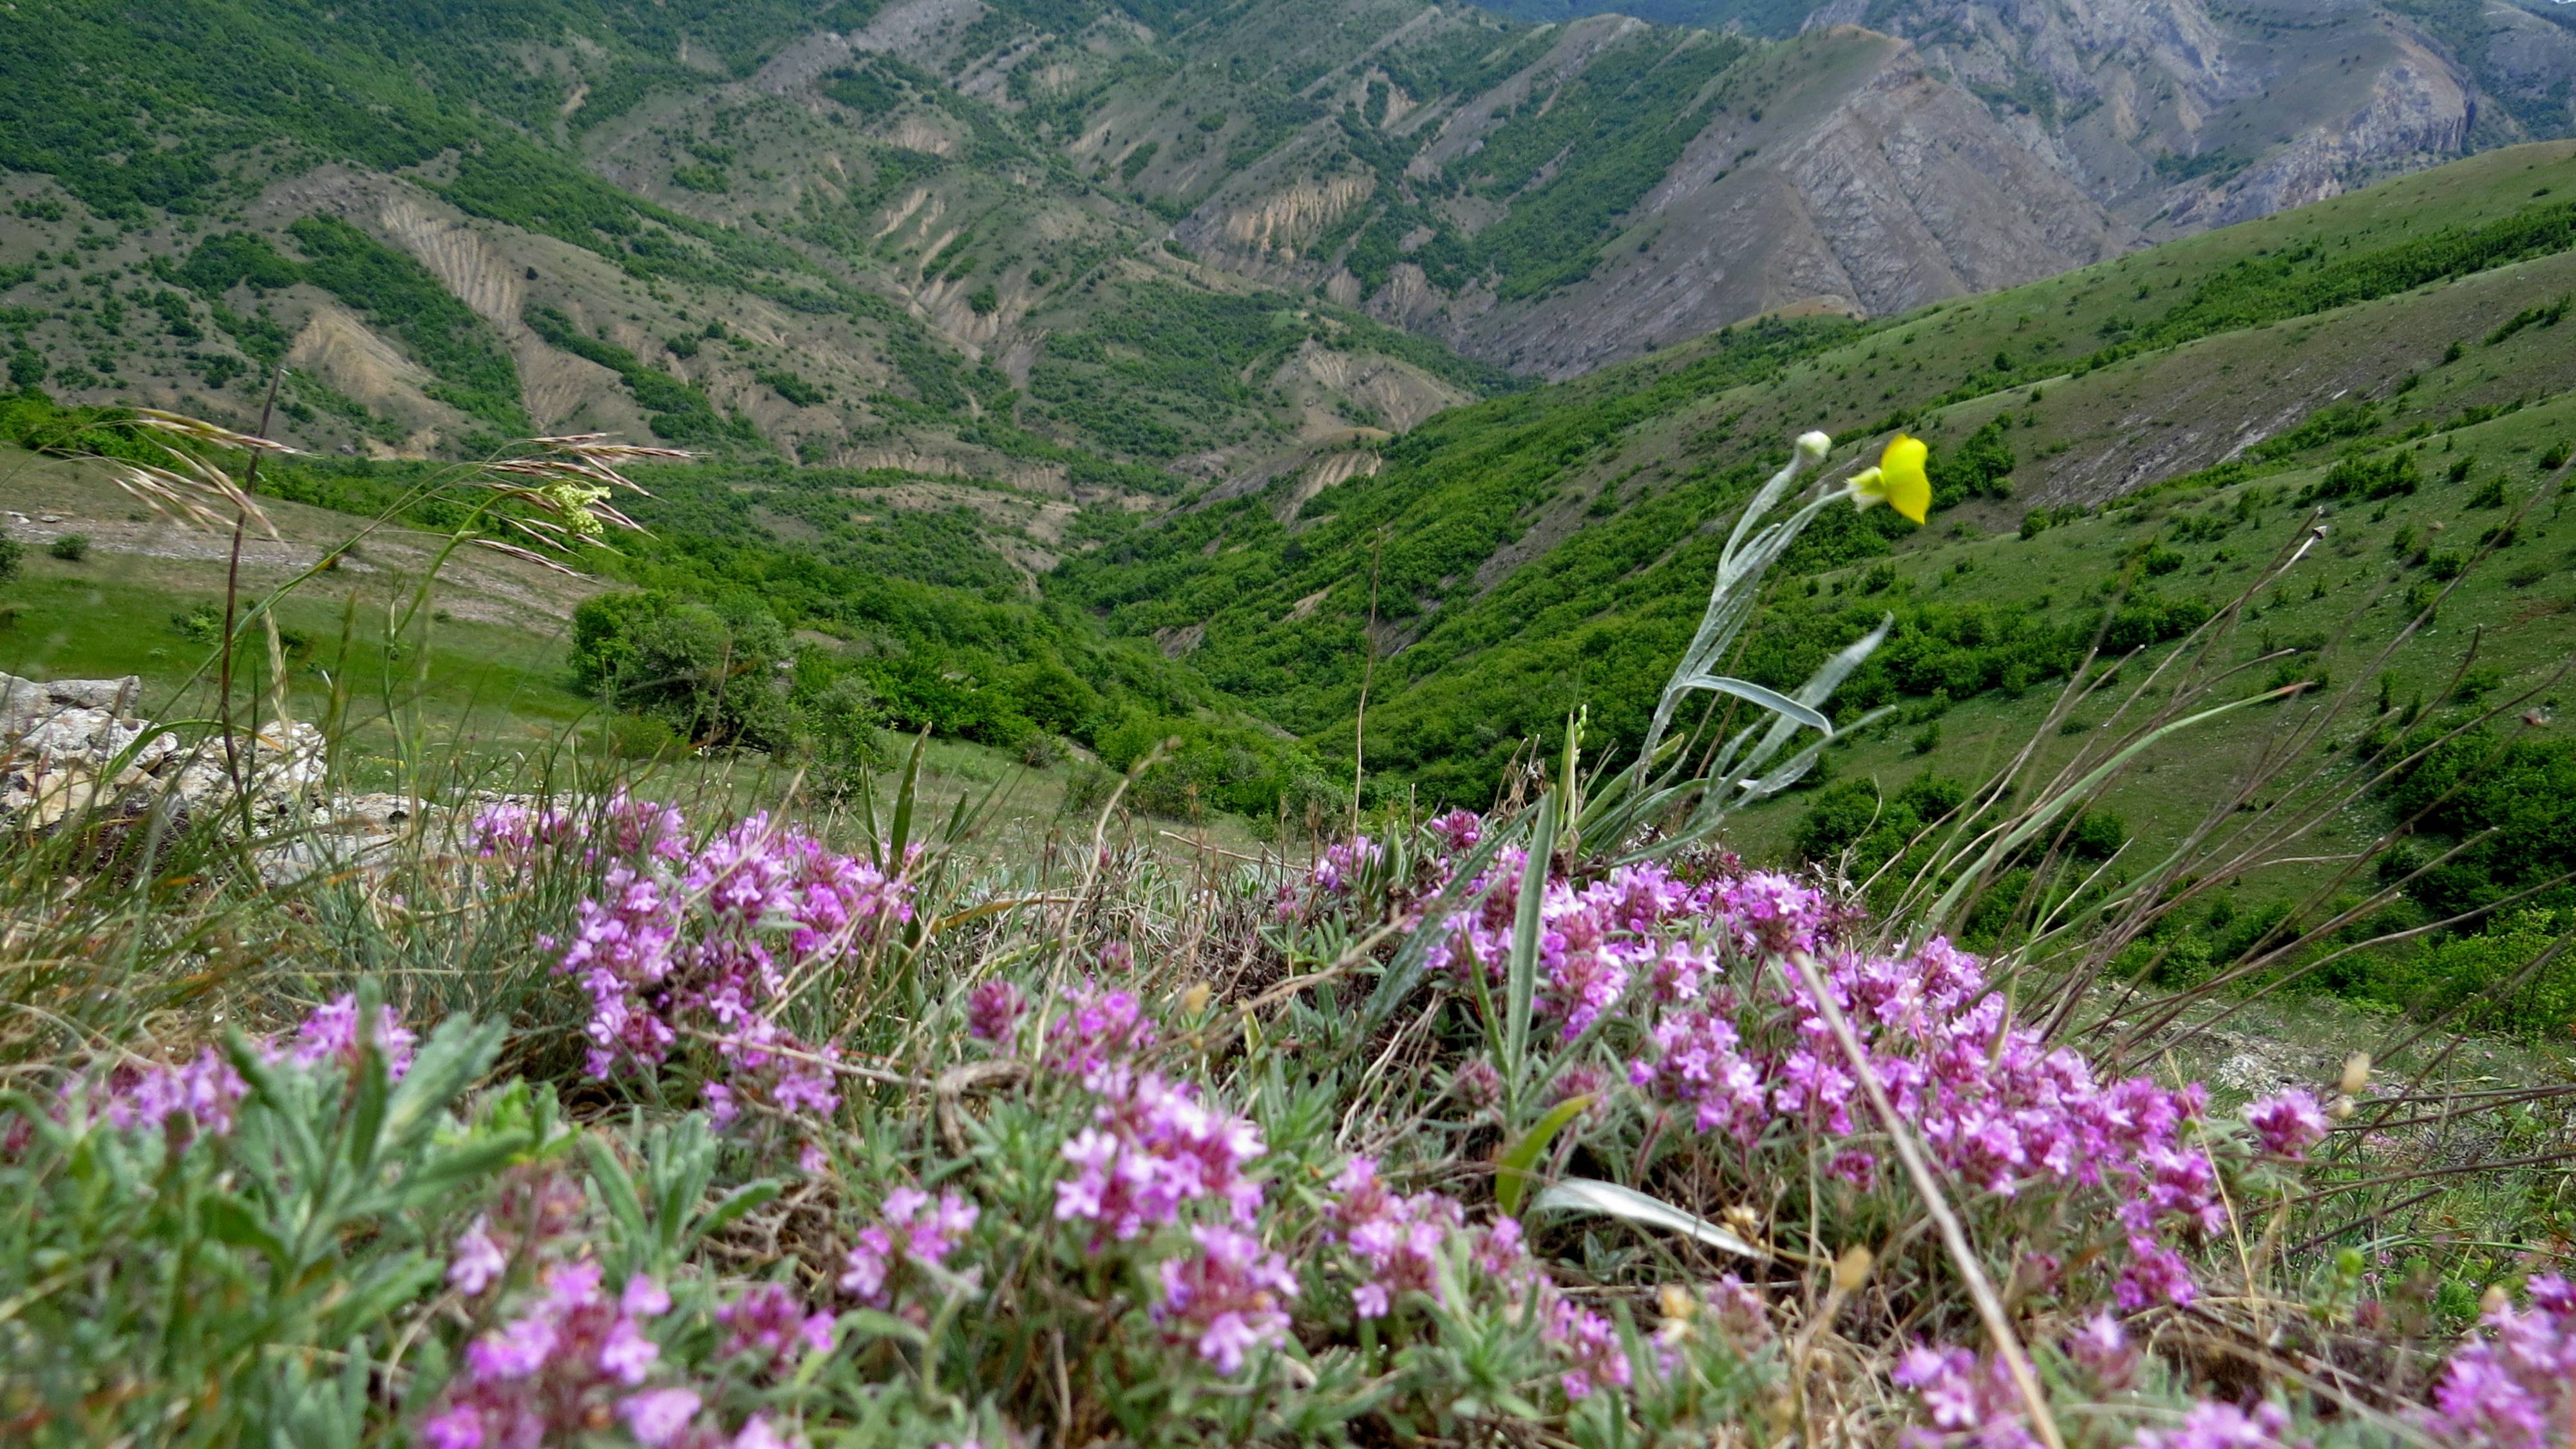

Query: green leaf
[[344, 1031, 391, 1177], [581, 1130, 649, 1245], [840, 1308, 931, 1347], [858, 758, 884, 869], [1493, 1092, 1591, 1218], [200, 1192, 292, 1273], [391, 1132, 535, 1210], [325, 1253, 445, 1338], [1673, 672, 1834, 734], [226, 1030, 322, 1180], [1501, 791, 1559, 1096], [889, 726, 928, 863], [683, 1179, 782, 1252], [1527, 1178, 1764, 1257], [379, 1017, 505, 1149]]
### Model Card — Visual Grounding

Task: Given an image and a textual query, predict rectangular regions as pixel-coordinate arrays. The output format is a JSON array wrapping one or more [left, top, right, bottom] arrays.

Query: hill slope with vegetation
[[1059, 141, 2576, 800]]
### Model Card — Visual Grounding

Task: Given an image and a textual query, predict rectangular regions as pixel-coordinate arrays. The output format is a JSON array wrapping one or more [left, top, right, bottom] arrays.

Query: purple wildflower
[[1328, 1155, 1461, 1318], [1155, 1224, 1298, 1375], [840, 1187, 979, 1306], [2246, 1090, 2331, 1160], [291, 992, 416, 1078], [618, 1387, 703, 1448], [1053, 1068, 1265, 1243], [1043, 983, 1157, 1086], [2420, 1274, 2576, 1449], [716, 1282, 837, 1374], [2130, 1401, 2298, 1449], [418, 1258, 692, 1449], [967, 979, 1025, 1045], [1544, 1298, 1633, 1401]]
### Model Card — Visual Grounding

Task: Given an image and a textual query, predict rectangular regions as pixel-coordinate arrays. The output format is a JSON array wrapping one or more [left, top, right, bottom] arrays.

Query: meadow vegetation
[[6, 39, 2576, 1434], [2, 416, 2571, 1449]]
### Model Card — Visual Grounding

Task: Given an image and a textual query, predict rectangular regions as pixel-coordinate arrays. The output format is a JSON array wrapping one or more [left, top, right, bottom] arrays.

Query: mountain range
[[8, 0, 2573, 494], [6, 0, 2576, 833]]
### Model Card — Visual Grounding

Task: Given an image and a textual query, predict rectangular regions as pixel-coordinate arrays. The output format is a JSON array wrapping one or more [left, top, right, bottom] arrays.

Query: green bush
[[1792, 772, 1964, 875], [45, 534, 88, 562], [756, 368, 827, 406], [2361, 909, 2576, 1038], [571, 591, 795, 748], [2381, 726, 2576, 921], [1927, 416, 2016, 506], [1096, 710, 1338, 820]]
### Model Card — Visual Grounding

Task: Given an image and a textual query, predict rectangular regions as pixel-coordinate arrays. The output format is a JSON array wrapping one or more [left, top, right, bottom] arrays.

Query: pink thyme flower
[[449, 1217, 509, 1296], [93, 1046, 249, 1139], [1327, 1155, 1462, 1318], [1053, 1068, 1265, 1243], [420, 1259, 691, 1448], [2065, 1312, 2139, 1390], [840, 1187, 979, 1305], [1428, 809, 1482, 854], [2419, 1273, 2576, 1449], [1155, 1224, 1298, 1375], [2131, 1400, 2298, 1449], [1043, 983, 1157, 1086], [290, 993, 417, 1077], [967, 978, 1025, 1045], [1545, 1298, 1633, 1401], [2245, 1090, 2330, 1160], [716, 1282, 837, 1375], [618, 1387, 703, 1448]]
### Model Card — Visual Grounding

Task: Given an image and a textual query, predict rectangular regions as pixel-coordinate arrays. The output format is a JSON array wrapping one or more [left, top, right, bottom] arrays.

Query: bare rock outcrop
[[3, 672, 328, 829], [0, 672, 517, 886]]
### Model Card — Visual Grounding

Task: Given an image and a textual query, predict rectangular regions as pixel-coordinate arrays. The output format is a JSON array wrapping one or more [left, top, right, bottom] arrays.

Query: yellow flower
[[1848, 433, 1931, 525]]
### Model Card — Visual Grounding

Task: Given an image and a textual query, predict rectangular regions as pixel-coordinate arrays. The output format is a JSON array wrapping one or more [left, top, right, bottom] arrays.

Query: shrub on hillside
[[571, 591, 795, 749], [2380, 725, 2576, 921]]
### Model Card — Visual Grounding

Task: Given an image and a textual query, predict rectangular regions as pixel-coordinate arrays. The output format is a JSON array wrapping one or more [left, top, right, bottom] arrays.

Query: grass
[[1726, 391, 2576, 881], [3, 397, 2573, 1449], [0, 444, 596, 786]]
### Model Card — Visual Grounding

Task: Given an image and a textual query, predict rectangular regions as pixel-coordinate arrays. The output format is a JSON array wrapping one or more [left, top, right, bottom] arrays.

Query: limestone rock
[[1, 671, 328, 828]]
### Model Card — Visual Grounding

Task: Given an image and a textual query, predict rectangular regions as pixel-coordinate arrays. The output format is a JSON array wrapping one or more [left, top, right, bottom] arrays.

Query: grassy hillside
[[0, 0, 1524, 488], [1058, 142, 2576, 802]]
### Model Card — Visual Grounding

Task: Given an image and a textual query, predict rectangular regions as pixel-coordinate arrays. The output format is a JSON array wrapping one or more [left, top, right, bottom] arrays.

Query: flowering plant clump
[[497, 796, 914, 1126], [841, 1185, 981, 1308], [2420, 1275, 2576, 1448], [7, 779, 2568, 1449], [61, 990, 411, 1142], [1330, 837, 2239, 1316]]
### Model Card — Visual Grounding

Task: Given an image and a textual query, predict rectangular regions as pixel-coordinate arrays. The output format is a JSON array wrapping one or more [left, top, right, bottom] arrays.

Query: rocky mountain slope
[[4, 0, 2571, 585], [1053, 140, 2576, 800], [0, 0, 2342, 483], [1488, 0, 2576, 237]]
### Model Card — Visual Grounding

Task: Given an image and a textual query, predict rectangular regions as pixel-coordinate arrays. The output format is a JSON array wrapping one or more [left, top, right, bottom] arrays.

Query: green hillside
[[7, 3, 2576, 936], [1058, 142, 2576, 800]]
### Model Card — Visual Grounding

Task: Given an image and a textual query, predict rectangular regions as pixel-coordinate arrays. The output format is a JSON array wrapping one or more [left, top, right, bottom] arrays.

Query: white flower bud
[[1796, 430, 1832, 464]]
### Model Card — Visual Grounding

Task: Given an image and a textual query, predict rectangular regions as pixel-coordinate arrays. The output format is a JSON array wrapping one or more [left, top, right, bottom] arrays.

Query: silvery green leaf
[[1529, 1178, 1764, 1258]]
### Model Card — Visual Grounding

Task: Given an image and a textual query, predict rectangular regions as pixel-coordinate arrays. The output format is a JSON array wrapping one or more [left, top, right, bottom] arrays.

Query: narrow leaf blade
[[1495, 1093, 1593, 1218], [1529, 1178, 1765, 1258], [1502, 791, 1560, 1092], [1675, 674, 1834, 734]]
